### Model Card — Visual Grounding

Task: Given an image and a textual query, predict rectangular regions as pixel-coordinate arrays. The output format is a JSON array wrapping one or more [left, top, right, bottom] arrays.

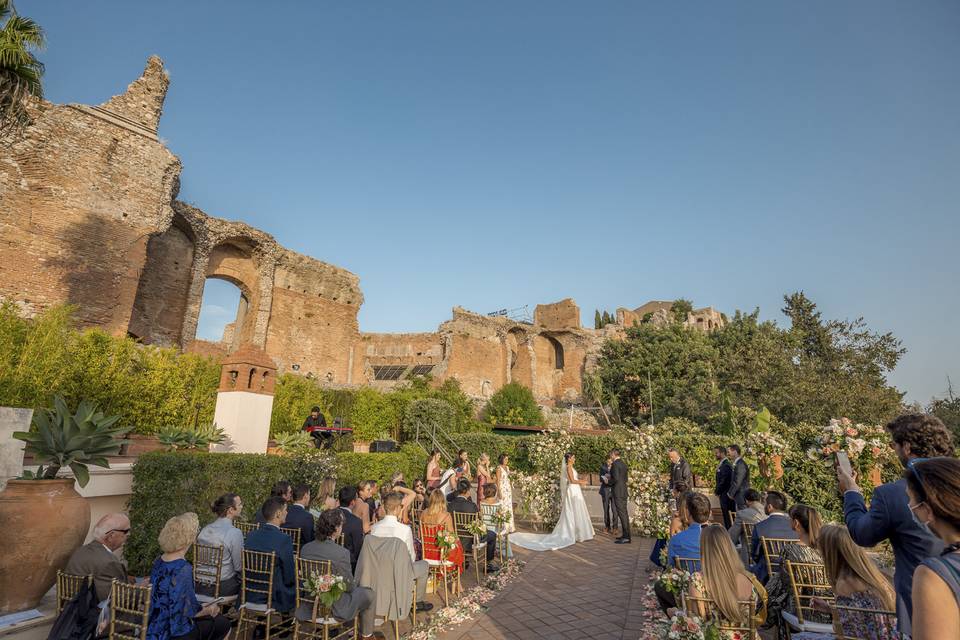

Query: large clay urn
[[0, 479, 90, 613]]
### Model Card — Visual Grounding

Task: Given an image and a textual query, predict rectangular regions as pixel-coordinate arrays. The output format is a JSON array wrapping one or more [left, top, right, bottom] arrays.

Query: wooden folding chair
[[831, 603, 898, 640], [419, 521, 461, 607], [760, 537, 799, 578], [192, 542, 238, 607], [239, 549, 292, 640], [673, 556, 701, 574], [293, 557, 357, 640], [782, 560, 835, 638], [280, 526, 302, 555], [682, 593, 758, 639], [56, 571, 92, 613], [236, 520, 260, 536], [452, 511, 488, 584], [108, 580, 152, 640]]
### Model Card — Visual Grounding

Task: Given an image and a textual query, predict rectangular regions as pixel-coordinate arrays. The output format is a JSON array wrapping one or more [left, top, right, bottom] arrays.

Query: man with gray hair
[[64, 513, 132, 602]]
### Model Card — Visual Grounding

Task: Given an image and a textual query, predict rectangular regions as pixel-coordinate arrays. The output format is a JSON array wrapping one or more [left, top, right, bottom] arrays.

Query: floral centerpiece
[[306, 572, 347, 609], [664, 611, 712, 640], [465, 518, 487, 538], [807, 418, 891, 487], [435, 528, 460, 558], [491, 506, 512, 531], [656, 567, 692, 597], [746, 430, 788, 479]]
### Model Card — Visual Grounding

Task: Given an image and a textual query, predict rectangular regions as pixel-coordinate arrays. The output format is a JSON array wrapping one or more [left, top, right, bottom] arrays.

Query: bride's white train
[[510, 453, 595, 551]]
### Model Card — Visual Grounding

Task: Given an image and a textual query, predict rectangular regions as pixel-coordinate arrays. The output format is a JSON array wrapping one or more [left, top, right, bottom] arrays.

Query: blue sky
[[25, 1, 959, 403]]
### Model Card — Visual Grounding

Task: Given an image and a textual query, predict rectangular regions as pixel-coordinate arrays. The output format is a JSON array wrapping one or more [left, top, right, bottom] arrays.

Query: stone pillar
[[251, 260, 275, 348], [179, 247, 210, 344], [0, 408, 31, 492], [212, 344, 277, 453]]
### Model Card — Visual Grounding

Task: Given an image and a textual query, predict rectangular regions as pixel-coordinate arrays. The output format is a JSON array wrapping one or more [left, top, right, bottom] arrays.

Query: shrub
[[451, 432, 534, 473], [335, 444, 428, 487], [350, 387, 400, 441], [270, 374, 357, 437], [483, 383, 544, 426], [401, 398, 456, 441]]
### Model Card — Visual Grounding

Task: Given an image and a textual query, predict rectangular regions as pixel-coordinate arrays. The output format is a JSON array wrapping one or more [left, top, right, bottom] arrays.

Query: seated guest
[[254, 481, 292, 523], [283, 483, 315, 545], [368, 492, 433, 613], [146, 513, 230, 640], [65, 512, 132, 603], [412, 478, 427, 511], [438, 467, 458, 499], [197, 493, 244, 597], [299, 510, 383, 640], [655, 492, 711, 612], [448, 478, 499, 572], [649, 482, 690, 569], [316, 477, 338, 511], [420, 489, 466, 575], [811, 524, 898, 639], [765, 504, 828, 634], [749, 490, 798, 584], [728, 488, 766, 547], [338, 486, 365, 570], [245, 497, 296, 614], [353, 480, 376, 533], [480, 484, 513, 560], [389, 481, 419, 524]]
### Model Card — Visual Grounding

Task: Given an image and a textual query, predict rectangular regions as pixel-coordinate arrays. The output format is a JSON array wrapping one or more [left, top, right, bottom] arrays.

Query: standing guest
[[495, 453, 516, 534], [439, 465, 458, 500], [299, 509, 383, 640], [426, 450, 443, 490], [609, 449, 631, 544], [368, 492, 434, 613], [599, 455, 616, 534], [338, 486, 366, 570], [838, 413, 953, 635], [764, 504, 827, 634], [749, 491, 797, 584], [728, 488, 766, 547], [197, 493, 244, 597], [448, 478, 499, 572], [146, 513, 230, 640], [656, 492, 711, 612], [668, 448, 694, 492], [255, 481, 292, 523], [726, 445, 750, 509], [244, 497, 296, 614], [904, 457, 960, 640], [283, 483, 315, 545], [420, 489, 466, 575], [65, 513, 132, 603], [316, 477, 338, 511], [714, 446, 734, 529], [353, 480, 377, 533], [475, 453, 492, 504], [455, 449, 473, 482], [302, 405, 329, 449]]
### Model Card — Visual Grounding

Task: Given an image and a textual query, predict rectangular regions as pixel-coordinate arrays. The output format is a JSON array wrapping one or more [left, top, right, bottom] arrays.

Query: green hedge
[[335, 444, 428, 486]]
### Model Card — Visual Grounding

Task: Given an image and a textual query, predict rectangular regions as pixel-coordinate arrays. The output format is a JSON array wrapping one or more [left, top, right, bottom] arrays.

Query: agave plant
[[13, 395, 129, 487], [158, 423, 226, 450], [273, 431, 314, 453]]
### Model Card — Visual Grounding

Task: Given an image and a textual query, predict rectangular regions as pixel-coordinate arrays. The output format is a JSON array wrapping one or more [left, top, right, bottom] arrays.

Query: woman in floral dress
[[495, 453, 515, 534], [475, 452, 491, 504]]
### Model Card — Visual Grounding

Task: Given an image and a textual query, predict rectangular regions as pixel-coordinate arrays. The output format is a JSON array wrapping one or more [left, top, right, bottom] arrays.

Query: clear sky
[[23, 1, 959, 404]]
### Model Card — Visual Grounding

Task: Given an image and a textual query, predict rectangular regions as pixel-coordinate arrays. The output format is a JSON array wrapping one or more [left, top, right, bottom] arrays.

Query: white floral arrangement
[[806, 418, 888, 462], [745, 430, 788, 458]]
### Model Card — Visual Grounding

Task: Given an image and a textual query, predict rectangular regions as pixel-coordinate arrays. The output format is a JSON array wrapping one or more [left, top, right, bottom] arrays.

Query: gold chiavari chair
[[673, 556, 701, 574], [831, 604, 898, 640], [192, 542, 238, 606], [742, 522, 756, 547], [236, 520, 260, 536], [334, 533, 345, 547], [682, 592, 758, 639], [782, 560, 836, 638], [728, 510, 738, 527], [239, 549, 292, 640], [56, 571, 92, 613], [760, 537, 800, 579], [294, 557, 357, 640], [280, 526, 302, 555], [108, 580, 152, 640], [419, 521, 461, 607], [452, 511, 489, 584]]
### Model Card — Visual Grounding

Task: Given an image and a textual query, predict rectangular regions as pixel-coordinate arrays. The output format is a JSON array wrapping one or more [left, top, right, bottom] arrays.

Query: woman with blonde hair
[[146, 513, 231, 640], [316, 476, 337, 510], [475, 453, 491, 504], [765, 504, 828, 633], [419, 489, 465, 574]]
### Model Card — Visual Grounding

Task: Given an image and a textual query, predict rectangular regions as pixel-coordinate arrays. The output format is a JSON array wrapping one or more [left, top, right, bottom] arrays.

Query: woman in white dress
[[495, 453, 516, 534], [511, 452, 595, 551]]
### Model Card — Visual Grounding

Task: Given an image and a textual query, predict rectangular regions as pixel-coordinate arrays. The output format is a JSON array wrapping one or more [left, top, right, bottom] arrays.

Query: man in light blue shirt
[[657, 492, 711, 612], [197, 492, 245, 596]]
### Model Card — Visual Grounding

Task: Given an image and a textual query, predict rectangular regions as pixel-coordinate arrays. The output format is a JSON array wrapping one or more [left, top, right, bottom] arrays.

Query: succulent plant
[[273, 431, 314, 452], [158, 423, 226, 450]]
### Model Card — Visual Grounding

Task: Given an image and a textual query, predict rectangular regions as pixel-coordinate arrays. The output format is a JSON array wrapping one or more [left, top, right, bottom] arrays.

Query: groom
[[609, 449, 631, 544]]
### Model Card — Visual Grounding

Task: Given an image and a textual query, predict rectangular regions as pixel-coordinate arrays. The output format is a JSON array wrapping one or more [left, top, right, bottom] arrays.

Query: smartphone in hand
[[835, 451, 853, 477]]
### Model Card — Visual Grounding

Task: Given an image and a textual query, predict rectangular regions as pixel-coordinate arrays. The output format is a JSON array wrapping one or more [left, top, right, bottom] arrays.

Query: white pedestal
[[211, 391, 274, 453], [0, 407, 31, 491]]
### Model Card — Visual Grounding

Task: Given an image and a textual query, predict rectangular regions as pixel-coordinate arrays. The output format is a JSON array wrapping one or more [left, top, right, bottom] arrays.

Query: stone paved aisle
[[437, 534, 653, 640]]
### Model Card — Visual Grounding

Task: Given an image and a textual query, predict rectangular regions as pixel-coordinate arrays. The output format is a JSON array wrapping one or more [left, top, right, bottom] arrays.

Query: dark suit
[[339, 507, 365, 570], [714, 459, 734, 528], [844, 479, 943, 635], [64, 541, 128, 603], [669, 458, 693, 491], [299, 539, 375, 635], [244, 523, 297, 613], [599, 463, 617, 530], [610, 458, 630, 540], [283, 503, 315, 546], [727, 458, 750, 509], [748, 513, 797, 584], [448, 495, 497, 562]]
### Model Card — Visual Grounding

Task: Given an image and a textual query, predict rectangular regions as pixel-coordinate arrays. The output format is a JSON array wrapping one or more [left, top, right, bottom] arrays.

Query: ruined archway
[[202, 240, 262, 347], [196, 277, 245, 349]]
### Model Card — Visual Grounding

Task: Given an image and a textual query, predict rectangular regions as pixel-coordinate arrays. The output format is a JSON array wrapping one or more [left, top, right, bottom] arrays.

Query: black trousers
[[613, 493, 630, 539], [173, 616, 231, 640], [719, 494, 734, 529], [601, 490, 615, 529]]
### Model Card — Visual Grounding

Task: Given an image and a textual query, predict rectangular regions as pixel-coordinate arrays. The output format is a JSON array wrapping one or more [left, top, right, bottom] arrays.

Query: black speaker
[[370, 439, 398, 453]]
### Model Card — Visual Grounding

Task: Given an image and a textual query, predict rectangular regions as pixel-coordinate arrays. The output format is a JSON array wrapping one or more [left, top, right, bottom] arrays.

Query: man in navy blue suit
[[749, 490, 797, 584], [283, 483, 315, 545], [338, 486, 366, 570], [245, 496, 297, 614], [839, 413, 953, 636]]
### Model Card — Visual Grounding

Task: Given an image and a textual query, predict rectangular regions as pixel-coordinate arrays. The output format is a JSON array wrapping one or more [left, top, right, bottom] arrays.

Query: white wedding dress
[[511, 463, 595, 551]]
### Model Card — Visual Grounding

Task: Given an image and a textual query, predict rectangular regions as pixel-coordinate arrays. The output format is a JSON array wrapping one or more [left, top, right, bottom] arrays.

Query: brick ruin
[[0, 58, 723, 405]]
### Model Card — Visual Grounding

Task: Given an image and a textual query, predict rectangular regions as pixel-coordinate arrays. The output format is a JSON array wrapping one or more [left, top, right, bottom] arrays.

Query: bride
[[511, 452, 595, 551]]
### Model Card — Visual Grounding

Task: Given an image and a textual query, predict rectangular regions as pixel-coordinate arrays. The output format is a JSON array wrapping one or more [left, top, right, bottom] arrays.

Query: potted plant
[[0, 396, 128, 612]]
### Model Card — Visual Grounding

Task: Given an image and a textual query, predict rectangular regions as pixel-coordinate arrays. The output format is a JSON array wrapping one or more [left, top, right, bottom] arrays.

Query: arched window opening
[[547, 336, 564, 370], [196, 278, 246, 348]]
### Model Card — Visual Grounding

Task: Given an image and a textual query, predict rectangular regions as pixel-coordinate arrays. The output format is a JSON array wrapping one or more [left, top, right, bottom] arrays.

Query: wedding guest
[[412, 478, 427, 510], [764, 504, 828, 634], [475, 453, 492, 504], [255, 480, 292, 523], [455, 449, 473, 482], [448, 478, 499, 571], [65, 513, 132, 603], [904, 457, 960, 640], [316, 476, 338, 511], [480, 484, 513, 559], [648, 482, 690, 570], [668, 448, 693, 492], [338, 486, 365, 570], [714, 446, 734, 529], [388, 480, 419, 524], [420, 489, 465, 575], [728, 488, 766, 547], [197, 493, 244, 597], [283, 483, 315, 545], [838, 413, 953, 635], [811, 524, 898, 639], [495, 453, 516, 534], [244, 497, 296, 614], [656, 492, 711, 612], [426, 450, 443, 490], [299, 509, 383, 640], [146, 513, 230, 640], [599, 454, 616, 534], [439, 466, 458, 499], [368, 492, 434, 613], [727, 445, 750, 509], [749, 490, 797, 584], [353, 480, 376, 533]]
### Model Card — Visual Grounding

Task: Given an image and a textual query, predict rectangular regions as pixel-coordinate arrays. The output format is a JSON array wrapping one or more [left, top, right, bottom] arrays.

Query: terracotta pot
[[123, 434, 164, 457], [771, 454, 784, 480], [758, 457, 771, 478], [353, 440, 371, 453], [0, 479, 90, 613], [869, 464, 883, 488]]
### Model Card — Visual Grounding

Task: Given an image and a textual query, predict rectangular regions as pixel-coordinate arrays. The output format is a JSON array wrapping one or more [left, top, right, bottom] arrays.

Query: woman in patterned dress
[[475, 453, 491, 504], [495, 453, 516, 534]]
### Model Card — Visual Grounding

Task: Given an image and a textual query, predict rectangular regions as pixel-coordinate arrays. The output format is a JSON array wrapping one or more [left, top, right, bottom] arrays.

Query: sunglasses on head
[[108, 528, 131, 535]]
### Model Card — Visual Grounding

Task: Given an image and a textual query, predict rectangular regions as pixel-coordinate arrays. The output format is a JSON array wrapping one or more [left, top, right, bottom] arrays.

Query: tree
[[594, 309, 602, 329], [483, 383, 544, 426], [0, 0, 44, 139], [601, 310, 611, 327], [671, 299, 693, 323], [928, 378, 960, 444]]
